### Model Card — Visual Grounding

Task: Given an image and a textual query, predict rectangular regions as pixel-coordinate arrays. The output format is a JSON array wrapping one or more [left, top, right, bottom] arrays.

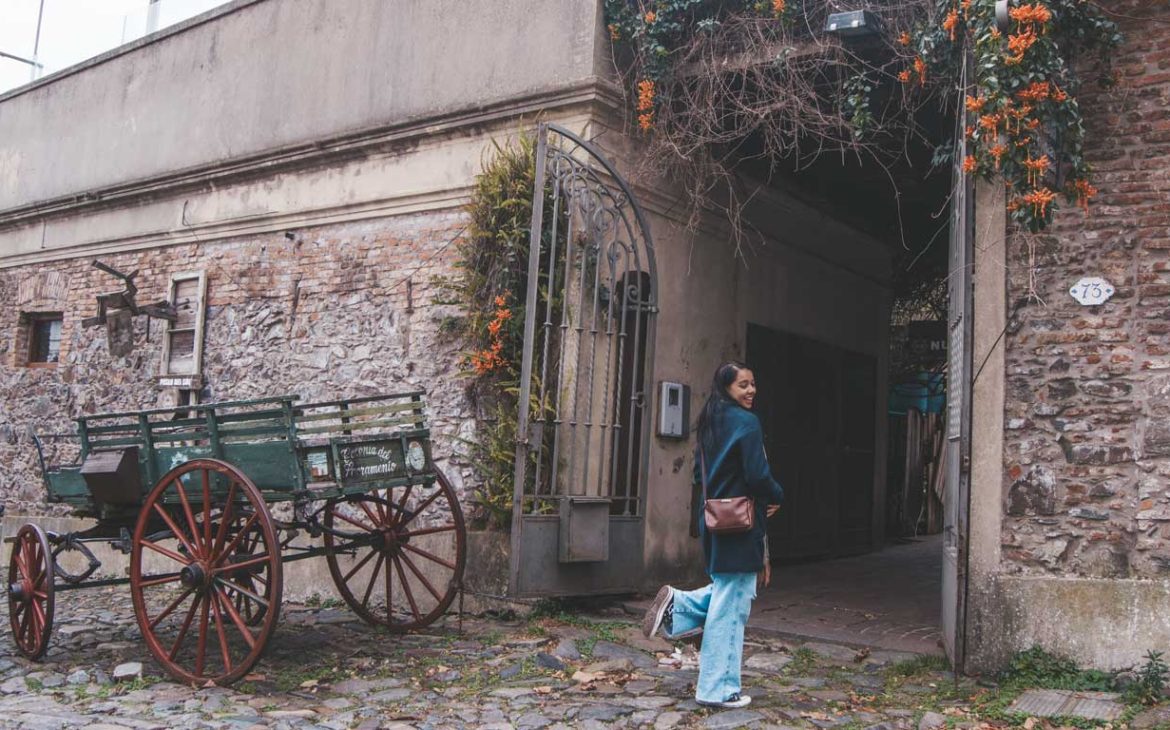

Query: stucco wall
[[0, 0, 609, 213]]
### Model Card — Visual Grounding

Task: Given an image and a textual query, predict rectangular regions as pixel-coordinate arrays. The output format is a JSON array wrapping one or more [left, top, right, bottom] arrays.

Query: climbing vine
[[438, 136, 535, 526], [911, 0, 1121, 230], [604, 0, 1121, 233], [438, 134, 562, 527]]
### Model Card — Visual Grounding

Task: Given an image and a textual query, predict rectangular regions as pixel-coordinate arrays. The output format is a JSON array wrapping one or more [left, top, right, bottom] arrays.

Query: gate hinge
[[960, 454, 971, 474]]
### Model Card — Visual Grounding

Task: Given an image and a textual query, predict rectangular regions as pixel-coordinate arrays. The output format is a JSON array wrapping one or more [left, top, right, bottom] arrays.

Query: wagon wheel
[[129, 458, 283, 685], [227, 528, 271, 627], [323, 467, 466, 632], [7, 524, 54, 660]]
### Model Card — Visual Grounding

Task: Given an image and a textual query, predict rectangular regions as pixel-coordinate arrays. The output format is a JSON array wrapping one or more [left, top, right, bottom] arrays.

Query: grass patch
[[304, 593, 345, 610], [887, 654, 952, 679], [271, 664, 344, 693], [480, 629, 504, 646], [998, 647, 1116, 692], [963, 647, 1149, 729], [785, 647, 817, 676]]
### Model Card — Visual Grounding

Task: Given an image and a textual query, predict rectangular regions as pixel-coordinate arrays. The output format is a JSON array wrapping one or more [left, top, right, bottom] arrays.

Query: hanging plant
[[435, 136, 535, 526], [435, 133, 564, 528], [604, 0, 1122, 233], [910, 0, 1121, 231]]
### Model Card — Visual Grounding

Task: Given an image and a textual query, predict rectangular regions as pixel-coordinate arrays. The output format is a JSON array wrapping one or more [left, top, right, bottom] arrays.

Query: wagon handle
[[27, 425, 51, 492]]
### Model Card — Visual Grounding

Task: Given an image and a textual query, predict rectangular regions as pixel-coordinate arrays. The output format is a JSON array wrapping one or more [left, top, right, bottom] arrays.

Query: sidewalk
[[752, 536, 943, 655]]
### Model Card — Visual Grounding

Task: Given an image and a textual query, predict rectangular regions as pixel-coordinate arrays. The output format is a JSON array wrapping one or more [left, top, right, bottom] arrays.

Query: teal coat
[[694, 404, 784, 575]]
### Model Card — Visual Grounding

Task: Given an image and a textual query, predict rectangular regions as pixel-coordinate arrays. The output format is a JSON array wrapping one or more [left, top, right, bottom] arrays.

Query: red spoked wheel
[[228, 528, 271, 627], [129, 458, 283, 685], [323, 468, 466, 632], [7, 524, 54, 660]]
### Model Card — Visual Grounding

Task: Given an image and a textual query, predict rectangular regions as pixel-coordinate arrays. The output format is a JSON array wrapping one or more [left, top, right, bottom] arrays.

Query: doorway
[[746, 324, 877, 560], [745, 322, 946, 656]]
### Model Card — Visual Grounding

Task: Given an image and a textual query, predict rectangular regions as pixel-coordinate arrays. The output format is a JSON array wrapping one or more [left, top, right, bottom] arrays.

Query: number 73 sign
[[1069, 277, 1115, 306]]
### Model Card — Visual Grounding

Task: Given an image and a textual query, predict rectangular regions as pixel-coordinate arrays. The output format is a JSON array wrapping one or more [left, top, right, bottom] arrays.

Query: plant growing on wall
[[439, 134, 562, 528], [911, 0, 1121, 231], [604, 0, 1120, 234]]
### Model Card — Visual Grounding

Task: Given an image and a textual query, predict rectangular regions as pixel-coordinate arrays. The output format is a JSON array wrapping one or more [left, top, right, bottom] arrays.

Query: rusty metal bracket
[[46, 532, 101, 585], [82, 259, 177, 328]]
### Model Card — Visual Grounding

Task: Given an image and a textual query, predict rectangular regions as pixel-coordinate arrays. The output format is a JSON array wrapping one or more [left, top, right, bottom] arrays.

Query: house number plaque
[[1069, 277, 1115, 306]]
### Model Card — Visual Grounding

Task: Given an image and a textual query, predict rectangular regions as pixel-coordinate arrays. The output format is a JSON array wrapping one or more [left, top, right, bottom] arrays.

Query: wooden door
[[747, 324, 877, 561]]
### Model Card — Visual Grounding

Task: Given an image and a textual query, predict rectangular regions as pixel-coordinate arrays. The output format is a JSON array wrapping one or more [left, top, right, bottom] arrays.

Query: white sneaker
[[697, 694, 752, 709]]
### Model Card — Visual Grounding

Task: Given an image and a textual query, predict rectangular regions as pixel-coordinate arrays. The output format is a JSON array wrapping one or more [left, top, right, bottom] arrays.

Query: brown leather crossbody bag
[[700, 449, 755, 535]]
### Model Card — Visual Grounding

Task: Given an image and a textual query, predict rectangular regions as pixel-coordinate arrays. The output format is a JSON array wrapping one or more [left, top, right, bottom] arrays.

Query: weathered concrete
[[0, 0, 611, 212], [966, 179, 1008, 673]]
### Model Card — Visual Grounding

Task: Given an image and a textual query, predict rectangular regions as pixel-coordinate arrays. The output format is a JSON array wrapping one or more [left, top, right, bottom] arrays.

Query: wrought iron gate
[[508, 124, 658, 597]]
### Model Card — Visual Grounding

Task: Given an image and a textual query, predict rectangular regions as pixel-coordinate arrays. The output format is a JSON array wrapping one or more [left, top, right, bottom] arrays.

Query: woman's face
[[726, 368, 757, 410]]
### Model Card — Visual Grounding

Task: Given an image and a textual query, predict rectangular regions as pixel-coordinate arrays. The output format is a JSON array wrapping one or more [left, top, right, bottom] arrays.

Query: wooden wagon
[[10, 391, 466, 685]]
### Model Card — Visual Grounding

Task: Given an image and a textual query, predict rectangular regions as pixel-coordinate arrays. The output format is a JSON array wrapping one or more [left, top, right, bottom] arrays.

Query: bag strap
[[699, 447, 709, 501]]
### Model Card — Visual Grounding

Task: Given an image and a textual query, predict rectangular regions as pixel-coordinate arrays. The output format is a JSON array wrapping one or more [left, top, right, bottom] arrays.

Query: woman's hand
[[758, 562, 771, 588], [766, 504, 780, 518]]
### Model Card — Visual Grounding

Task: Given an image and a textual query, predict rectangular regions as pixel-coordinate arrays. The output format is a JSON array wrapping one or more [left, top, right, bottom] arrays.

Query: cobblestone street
[[0, 586, 1001, 730]]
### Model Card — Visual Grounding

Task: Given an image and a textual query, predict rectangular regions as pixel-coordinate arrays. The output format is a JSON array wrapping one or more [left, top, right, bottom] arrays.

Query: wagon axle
[[178, 564, 208, 589]]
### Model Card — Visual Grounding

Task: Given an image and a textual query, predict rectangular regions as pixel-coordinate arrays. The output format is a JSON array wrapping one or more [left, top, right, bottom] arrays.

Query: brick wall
[[1002, 2, 1170, 578], [0, 211, 477, 516]]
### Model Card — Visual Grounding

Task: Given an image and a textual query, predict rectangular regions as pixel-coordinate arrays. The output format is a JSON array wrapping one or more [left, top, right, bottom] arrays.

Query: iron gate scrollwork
[[509, 124, 657, 593]]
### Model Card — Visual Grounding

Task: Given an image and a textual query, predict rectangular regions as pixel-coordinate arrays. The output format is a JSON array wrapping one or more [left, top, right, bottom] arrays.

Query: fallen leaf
[[534, 686, 553, 694], [300, 679, 319, 689], [1024, 717, 1038, 730]]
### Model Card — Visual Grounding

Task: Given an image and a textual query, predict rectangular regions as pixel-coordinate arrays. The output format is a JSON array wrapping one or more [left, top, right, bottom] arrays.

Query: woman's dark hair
[[696, 360, 749, 457]]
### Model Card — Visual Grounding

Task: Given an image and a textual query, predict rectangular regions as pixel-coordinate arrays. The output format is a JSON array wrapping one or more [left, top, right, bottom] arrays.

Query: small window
[[27, 314, 63, 365], [161, 272, 207, 377]]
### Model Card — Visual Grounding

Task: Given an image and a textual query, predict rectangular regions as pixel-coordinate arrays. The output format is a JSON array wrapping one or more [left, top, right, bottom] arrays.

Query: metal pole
[[146, 0, 162, 35], [30, 0, 46, 80]]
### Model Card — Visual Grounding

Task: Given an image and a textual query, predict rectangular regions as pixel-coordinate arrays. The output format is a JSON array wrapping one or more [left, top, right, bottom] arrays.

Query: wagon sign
[[338, 442, 403, 481]]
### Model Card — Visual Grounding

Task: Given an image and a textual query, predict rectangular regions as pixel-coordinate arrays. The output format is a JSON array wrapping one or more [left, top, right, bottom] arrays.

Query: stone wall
[[1001, 2, 1170, 580], [0, 210, 477, 516]]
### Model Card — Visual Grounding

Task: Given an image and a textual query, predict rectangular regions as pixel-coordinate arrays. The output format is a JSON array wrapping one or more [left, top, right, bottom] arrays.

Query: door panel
[[747, 324, 878, 562]]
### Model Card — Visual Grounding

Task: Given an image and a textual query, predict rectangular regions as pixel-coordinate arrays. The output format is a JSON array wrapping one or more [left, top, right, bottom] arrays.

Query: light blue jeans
[[664, 572, 757, 703]]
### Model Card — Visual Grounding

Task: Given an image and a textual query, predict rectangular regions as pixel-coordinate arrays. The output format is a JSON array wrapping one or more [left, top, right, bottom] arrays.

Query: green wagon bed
[[36, 392, 434, 520]]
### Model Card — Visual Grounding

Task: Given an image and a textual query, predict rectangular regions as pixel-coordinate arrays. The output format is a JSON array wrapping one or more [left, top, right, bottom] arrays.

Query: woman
[[642, 361, 783, 709]]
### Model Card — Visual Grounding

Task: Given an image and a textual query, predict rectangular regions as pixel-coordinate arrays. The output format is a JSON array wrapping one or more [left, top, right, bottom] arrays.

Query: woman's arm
[[738, 414, 784, 505]]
